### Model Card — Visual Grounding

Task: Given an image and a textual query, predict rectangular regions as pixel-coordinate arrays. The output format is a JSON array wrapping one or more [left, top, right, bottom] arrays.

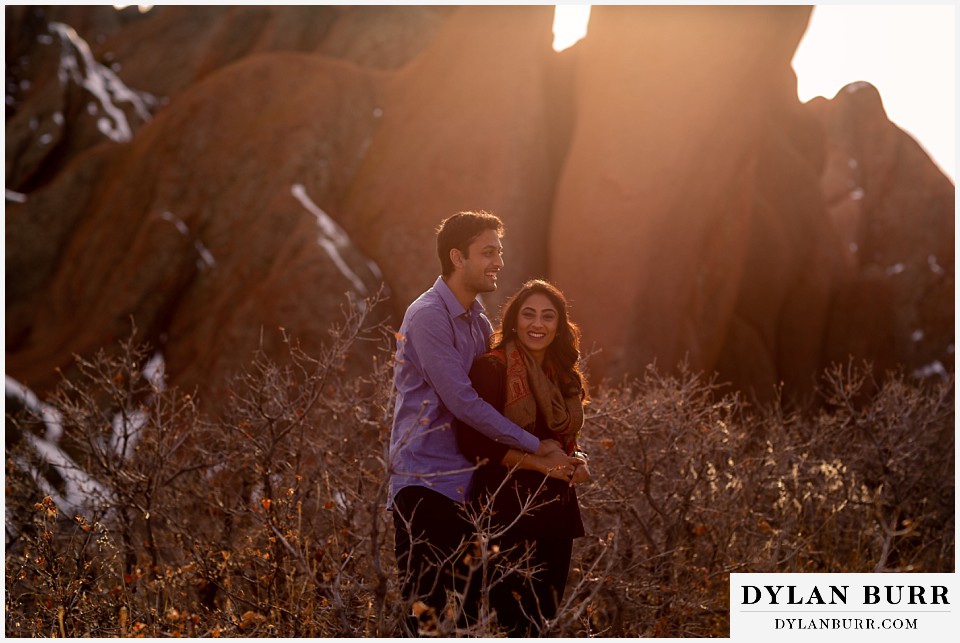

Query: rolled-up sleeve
[[406, 307, 539, 453], [456, 356, 511, 466]]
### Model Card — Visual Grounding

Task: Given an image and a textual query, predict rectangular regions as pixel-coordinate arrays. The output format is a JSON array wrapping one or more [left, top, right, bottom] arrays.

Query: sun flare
[[553, 5, 591, 52], [792, 5, 955, 179], [113, 4, 153, 13]]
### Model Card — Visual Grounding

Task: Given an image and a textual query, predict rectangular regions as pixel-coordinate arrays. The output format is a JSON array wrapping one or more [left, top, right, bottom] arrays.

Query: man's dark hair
[[436, 211, 504, 277]]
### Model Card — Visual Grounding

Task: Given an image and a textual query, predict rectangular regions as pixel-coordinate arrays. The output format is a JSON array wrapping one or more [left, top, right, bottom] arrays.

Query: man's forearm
[[450, 399, 540, 452]]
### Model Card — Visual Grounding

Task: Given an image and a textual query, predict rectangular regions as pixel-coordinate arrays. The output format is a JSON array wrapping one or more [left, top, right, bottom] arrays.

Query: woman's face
[[515, 292, 559, 362]]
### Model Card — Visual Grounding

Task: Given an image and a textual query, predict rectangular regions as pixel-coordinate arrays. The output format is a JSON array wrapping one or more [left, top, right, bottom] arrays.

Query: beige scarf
[[499, 340, 583, 453]]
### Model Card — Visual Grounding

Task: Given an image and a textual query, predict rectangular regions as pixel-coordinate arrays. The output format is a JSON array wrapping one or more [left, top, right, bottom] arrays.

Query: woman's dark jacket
[[455, 353, 584, 540]]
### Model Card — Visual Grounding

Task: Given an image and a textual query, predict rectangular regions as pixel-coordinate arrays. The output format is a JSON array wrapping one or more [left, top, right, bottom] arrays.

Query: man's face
[[456, 228, 504, 295]]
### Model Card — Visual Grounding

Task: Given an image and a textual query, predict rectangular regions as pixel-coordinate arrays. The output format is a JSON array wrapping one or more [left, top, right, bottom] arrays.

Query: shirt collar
[[434, 276, 484, 319]]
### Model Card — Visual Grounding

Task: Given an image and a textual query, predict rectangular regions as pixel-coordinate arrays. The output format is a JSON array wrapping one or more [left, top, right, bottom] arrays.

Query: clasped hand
[[536, 439, 591, 486]]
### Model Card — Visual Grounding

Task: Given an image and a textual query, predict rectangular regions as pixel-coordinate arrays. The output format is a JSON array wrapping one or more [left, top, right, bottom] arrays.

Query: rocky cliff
[[5, 5, 954, 406]]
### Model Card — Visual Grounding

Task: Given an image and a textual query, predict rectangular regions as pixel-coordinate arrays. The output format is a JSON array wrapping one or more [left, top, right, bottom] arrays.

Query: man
[[388, 211, 569, 633]]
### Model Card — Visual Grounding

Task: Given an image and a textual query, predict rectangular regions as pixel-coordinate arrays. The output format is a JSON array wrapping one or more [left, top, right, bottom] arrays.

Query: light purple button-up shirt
[[388, 276, 540, 506]]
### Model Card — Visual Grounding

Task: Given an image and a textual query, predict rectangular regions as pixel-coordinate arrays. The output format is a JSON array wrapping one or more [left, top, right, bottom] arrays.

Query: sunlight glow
[[553, 5, 591, 52], [113, 4, 153, 13], [793, 5, 955, 180]]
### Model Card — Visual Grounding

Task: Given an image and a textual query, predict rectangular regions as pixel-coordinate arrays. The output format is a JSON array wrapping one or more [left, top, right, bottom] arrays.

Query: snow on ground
[[160, 211, 216, 269], [48, 21, 156, 143], [292, 183, 379, 296]]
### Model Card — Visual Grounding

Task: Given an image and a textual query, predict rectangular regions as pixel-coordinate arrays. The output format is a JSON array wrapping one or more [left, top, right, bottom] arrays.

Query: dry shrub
[[572, 360, 954, 637], [5, 299, 954, 638], [6, 291, 398, 637]]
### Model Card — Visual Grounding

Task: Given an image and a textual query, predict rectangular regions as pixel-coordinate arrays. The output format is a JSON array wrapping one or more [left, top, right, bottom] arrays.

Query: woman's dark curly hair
[[491, 279, 588, 400]]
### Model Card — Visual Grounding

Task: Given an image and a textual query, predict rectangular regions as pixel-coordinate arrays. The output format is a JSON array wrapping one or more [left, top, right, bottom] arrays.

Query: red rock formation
[[5, 5, 448, 190], [809, 82, 955, 378], [340, 4, 564, 311], [7, 53, 387, 402], [5, 7, 156, 190], [550, 5, 844, 397], [5, 5, 455, 406], [5, 5, 954, 408]]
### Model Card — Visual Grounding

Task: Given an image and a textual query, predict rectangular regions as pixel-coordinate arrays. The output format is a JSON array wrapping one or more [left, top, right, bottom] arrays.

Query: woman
[[456, 279, 590, 636]]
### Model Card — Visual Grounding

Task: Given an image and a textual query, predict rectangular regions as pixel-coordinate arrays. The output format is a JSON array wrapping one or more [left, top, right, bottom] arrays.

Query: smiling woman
[[553, 5, 591, 51]]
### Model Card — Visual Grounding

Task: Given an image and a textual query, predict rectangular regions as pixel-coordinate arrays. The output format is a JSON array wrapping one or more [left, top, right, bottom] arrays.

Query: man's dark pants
[[392, 486, 478, 634]]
